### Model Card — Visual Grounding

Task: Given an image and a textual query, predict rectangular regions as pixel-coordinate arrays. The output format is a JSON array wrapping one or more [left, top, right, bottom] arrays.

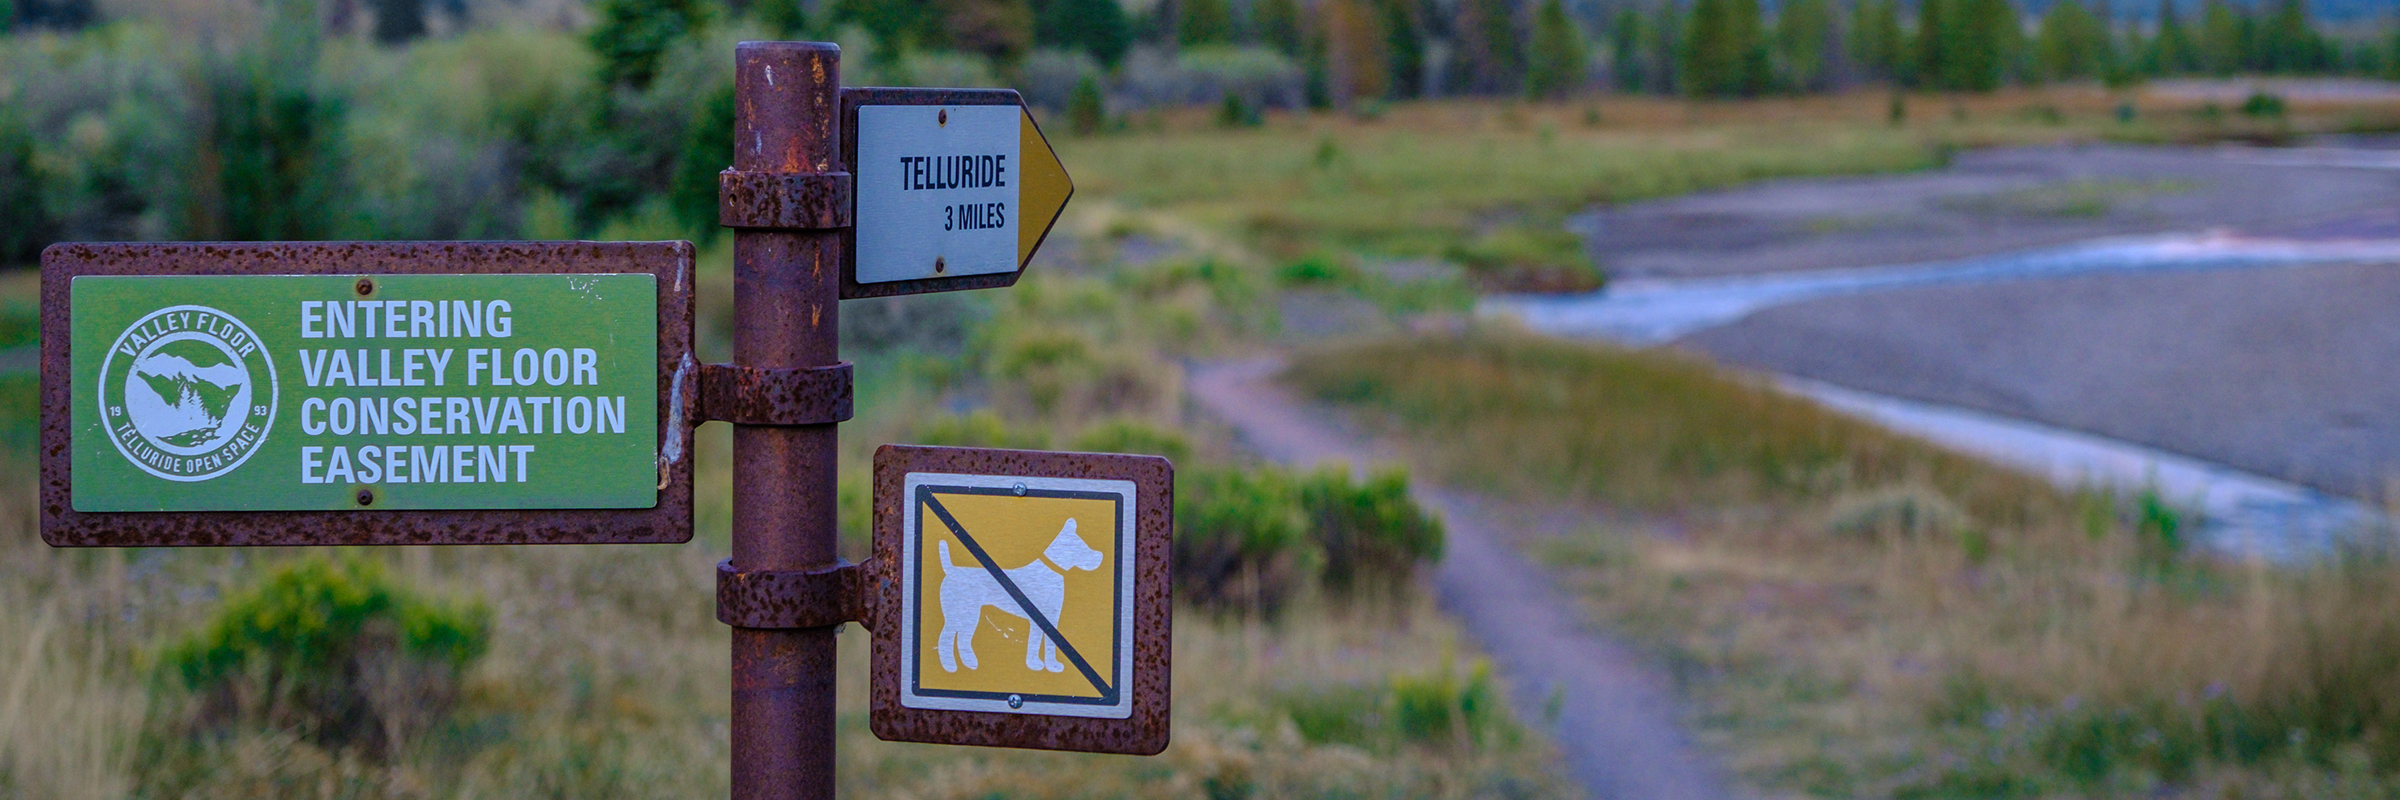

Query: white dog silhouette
[[935, 518, 1106, 673]]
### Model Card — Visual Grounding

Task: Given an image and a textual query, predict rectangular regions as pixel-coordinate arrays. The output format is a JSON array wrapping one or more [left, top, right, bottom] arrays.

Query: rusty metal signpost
[[41, 41, 1168, 799]]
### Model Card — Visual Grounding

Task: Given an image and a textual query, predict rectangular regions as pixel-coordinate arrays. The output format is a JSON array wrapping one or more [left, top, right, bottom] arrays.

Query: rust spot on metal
[[38, 241, 702, 547], [697, 362, 852, 426], [865, 445, 1173, 756]]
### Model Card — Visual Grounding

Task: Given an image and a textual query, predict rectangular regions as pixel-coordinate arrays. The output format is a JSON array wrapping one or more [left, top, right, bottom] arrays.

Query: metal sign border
[[869, 444, 1171, 755], [838, 87, 1065, 300], [39, 241, 700, 547], [899, 474, 1136, 717]]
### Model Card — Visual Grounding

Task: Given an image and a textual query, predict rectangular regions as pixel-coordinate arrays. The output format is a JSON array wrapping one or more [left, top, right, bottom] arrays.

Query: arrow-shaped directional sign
[[841, 88, 1074, 299]]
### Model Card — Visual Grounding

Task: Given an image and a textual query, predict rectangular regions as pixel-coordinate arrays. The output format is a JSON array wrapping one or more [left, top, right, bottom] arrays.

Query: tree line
[[905, 0, 2394, 101]]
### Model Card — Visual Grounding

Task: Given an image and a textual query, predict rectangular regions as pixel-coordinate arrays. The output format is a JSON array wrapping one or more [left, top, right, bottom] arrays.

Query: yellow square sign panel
[[870, 445, 1171, 755], [903, 476, 1133, 716]]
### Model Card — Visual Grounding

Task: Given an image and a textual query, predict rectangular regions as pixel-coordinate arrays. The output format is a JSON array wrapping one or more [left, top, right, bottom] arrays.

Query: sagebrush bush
[[1298, 466, 1444, 598], [907, 409, 1051, 450], [1174, 463, 1442, 612], [147, 557, 490, 763], [1175, 466, 1314, 612], [1071, 418, 1192, 462]]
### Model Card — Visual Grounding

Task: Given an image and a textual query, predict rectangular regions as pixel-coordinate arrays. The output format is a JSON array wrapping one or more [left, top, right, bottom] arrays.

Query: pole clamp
[[698, 362, 852, 426], [717, 559, 867, 629], [719, 169, 854, 229]]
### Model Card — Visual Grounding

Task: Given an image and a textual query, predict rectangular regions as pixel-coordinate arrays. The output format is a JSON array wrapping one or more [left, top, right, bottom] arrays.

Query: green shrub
[[1391, 660, 1501, 748], [908, 409, 1050, 450], [1174, 463, 1443, 611], [1217, 90, 1263, 127], [1297, 465, 1443, 597], [150, 557, 490, 761], [1275, 683, 1386, 746], [1068, 73, 1108, 135], [1174, 465, 1314, 611], [2132, 489, 2187, 572], [1274, 252, 1360, 288], [2240, 91, 2287, 119], [0, 106, 52, 266], [1443, 226, 1605, 293], [197, 50, 351, 242], [1071, 418, 1192, 462]]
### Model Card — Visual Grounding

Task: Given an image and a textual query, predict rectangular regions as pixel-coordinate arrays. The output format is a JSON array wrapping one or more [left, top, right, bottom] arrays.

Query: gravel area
[[1594, 143, 2400, 499], [1582, 144, 2400, 279]]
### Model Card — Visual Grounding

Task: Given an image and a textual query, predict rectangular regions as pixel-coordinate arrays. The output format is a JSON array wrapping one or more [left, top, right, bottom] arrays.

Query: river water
[[1483, 233, 2400, 558]]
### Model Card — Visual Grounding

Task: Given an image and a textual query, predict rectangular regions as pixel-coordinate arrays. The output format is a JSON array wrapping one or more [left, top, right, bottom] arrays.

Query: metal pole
[[728, 41, 842, 800]]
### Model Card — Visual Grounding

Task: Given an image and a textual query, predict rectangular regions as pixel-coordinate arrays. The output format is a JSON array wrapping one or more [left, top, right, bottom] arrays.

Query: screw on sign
[[40, 40, 1164, 800]]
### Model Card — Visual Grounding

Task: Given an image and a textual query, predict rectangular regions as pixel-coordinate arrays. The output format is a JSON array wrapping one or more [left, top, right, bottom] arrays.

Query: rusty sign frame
[[39, 241, 701, 547], [837, 87, 1064, 300], [867, 444, 1171, 755]]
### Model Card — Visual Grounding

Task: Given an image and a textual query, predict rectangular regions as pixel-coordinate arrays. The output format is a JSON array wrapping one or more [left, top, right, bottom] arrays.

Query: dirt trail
[[1188, 358, 1739, 800]]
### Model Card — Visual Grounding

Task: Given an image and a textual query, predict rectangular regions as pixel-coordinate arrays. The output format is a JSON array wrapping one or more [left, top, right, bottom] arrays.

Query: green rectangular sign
[[70, 274, 659, 512]]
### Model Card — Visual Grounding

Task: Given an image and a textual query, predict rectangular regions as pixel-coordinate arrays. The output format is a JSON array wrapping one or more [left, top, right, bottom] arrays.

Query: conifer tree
[[1179, 0, 1235, 46], [2389, 24, 2400, 80], [0, 109, 54, 265], [1255, 0, 1305, 55], [1455, 0, 1527, 95], [2236, 7, 2260, 70], [1948, 0, 2013, 91], [2197, 0, 2241, 75], [2260, 0, 2315, 72], [2149, 0, 2197, 74], [1381, 0, 1426, 98], [1912, 0, 1950, 87], [1038, 0, 1132, 65], [2034, 0, 2106, 80], [1647, 0, 1682, 93], [1685, 0, 1768, 95], [1850, 0, 1903, 82], [1611, 7, 1647, 90], [1775, 0, 1835, 91], [1527, 0, 1589, 97]]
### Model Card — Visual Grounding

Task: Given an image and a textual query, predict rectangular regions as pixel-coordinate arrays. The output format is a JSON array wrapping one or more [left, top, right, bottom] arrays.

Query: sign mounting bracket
[[696, 362, 854, 426]]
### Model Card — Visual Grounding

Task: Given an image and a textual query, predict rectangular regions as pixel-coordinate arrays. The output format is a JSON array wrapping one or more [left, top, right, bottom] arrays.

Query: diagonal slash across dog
[[923, 495, 1112, 696]]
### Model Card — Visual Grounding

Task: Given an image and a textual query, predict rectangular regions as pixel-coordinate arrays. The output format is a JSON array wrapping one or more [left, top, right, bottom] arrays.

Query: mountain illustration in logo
[[126, 340, 250, 449]]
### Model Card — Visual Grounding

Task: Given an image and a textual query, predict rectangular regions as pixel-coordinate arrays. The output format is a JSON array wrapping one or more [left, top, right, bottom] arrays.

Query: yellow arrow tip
[[1018, 109, 1073, 269]]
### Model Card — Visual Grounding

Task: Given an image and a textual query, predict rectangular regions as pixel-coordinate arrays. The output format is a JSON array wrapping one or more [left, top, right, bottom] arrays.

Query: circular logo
[[97, 305, 277, 482]]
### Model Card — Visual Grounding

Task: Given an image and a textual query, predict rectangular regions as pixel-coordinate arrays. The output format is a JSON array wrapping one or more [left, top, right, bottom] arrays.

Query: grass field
[[1289, 330, 2400, 798], [12, 78, 2400, 798]]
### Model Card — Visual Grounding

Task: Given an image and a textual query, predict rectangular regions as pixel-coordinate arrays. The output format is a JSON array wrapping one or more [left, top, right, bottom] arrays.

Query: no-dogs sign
[[870, 445, 1170, 754]]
